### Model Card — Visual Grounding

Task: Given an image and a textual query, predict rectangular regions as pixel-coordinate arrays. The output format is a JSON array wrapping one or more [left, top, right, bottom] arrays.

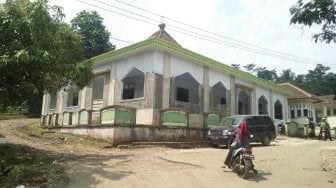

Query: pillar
[[203, 66, 210, 113], [269, 89, 273, 119], [162, 52, 171, 109], [230, 75, 236, 115]]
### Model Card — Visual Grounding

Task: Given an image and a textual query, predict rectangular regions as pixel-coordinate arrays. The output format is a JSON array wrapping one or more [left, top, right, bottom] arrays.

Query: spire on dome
[[149, 23, 180, 46]]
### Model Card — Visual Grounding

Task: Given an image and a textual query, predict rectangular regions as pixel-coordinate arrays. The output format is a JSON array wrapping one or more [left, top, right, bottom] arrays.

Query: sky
[[25, 0, 336, 74]]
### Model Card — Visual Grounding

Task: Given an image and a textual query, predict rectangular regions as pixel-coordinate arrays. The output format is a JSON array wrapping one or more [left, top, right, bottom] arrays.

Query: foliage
[[0, 0, 92, 114], [231, 64, 241, 69], [242, 63, 278, 82], [71, 10, 115, 59], [290, 0, 336, 43], [0, 144, 69, 187]]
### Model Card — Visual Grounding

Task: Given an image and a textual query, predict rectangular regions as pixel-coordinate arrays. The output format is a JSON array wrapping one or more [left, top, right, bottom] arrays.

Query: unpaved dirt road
[[1, 119, 336, 188]]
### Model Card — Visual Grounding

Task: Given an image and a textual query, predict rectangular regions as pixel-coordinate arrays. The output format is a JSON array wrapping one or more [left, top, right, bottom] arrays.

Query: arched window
[[49, 92, 57, 109], [92, 73, 109, 100], [122, 68, 145, 100], [212, 82, 227, 108], [66, 85, 79, 107], [258, 95, 268, 115], [174, 72, 200, 104], [274, 100, 283, 119], [238, 91, 250, 115]]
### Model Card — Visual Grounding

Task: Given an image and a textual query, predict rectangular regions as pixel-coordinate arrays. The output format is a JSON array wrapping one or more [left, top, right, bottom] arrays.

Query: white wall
[[116, 51, 160, 80], [256, 86, 269, 100], [209, 69, 230, 89], [235, 77, 254, 88], [170, 56, 203, 84]]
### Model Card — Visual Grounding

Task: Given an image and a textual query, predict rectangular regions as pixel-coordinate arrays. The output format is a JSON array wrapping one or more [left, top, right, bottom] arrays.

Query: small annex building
[[40, 24, 290, 145], [280, 83, 336, 124]]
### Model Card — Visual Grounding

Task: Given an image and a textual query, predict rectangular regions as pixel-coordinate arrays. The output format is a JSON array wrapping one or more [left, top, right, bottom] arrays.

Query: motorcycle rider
[[319, 117, 332, 141], [308, 118, 315, 138], [224, 120, 251, 167]]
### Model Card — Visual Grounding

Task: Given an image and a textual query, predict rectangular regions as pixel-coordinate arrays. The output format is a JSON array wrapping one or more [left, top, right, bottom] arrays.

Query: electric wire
[[76, 0, 335, 68], [110, 0, 326, 65]]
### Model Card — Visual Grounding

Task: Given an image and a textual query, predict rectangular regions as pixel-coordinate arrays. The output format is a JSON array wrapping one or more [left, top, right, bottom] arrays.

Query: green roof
[[90, 37, 291, 95]]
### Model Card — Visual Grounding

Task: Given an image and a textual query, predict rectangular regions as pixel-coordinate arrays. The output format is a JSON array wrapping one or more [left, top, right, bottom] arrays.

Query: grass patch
[[0, 113, 29, 120], [0, 144, 69, 187], [22, 123, 111, 149]]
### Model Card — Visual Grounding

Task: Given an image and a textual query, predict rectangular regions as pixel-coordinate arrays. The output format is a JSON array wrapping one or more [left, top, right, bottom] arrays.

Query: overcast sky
[[36, 0, 336, 74]]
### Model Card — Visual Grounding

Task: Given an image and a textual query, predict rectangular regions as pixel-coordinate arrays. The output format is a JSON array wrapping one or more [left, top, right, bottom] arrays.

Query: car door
[[245, 117, 259, 142]]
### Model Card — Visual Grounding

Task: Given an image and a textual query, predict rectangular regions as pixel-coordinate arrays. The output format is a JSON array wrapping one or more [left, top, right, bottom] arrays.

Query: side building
[[40, 24, 290, 144]]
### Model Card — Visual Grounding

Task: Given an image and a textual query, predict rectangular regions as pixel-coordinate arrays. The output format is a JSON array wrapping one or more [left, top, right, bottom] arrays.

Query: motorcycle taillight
[[245, 147, 252, 154]]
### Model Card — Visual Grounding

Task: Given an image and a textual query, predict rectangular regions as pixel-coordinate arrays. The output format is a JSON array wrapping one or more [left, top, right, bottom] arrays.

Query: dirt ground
[[1, 119, 336, 188]]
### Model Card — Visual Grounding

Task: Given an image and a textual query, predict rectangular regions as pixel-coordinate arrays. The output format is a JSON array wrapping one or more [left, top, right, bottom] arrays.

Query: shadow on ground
[[65, 154, 135, 188], [0, 143, 134, 188]]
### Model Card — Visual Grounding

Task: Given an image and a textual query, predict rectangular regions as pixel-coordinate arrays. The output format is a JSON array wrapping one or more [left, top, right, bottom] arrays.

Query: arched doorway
[[258, 95, 268, 115], [212, 82, 227, 108], [274, 100, 283, 119], [238, 91, 250, 115]]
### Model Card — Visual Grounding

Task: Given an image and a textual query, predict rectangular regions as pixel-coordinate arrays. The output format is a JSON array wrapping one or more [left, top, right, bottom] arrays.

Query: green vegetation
[[23, 123, 110, 149], [0, 144, 69, 187], [0, 0, 96, 114], [233, 63, 336, 96], [290, 0, 336, 43], [71, 10, 115, 59], [0, 122, 111, 187]]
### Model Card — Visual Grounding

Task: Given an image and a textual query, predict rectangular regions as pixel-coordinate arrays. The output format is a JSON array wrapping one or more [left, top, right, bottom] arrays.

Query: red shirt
[[238, 121, 250, 142]]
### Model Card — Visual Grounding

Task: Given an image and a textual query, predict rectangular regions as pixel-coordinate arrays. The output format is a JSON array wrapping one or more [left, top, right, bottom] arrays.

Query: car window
[[220, 116, 244, 128], [245, 117, 257, 126]]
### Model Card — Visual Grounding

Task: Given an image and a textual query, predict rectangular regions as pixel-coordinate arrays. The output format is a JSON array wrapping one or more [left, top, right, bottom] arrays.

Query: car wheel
[[262, 135, 271, 146]]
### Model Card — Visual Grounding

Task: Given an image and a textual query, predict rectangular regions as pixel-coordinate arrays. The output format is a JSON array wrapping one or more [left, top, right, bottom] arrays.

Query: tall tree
[[71, 10, 115, 59], [254, 67, 278, 82], [304, 64, 333, 95], [290, 0, 336, 43], [231, 64, 241, 70], [244, 63, 256, 73], [0, 0, 92, 113], [277, 69, 296, 83]]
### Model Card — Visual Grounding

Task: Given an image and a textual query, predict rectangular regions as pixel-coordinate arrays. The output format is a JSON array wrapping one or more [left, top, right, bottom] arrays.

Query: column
[[230, 75, 236, 115], [162, 52, 171, 109], [323, 104, 327, 117], [108, 63, 116, 105], [269, 89, 273, 119], [203, 66, 210, 113], [251, 84, 257, 115], [41, 93, 48, 115]]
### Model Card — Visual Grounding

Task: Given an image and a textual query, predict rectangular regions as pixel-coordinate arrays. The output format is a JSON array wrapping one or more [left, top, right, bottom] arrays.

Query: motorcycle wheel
[[237, 158, 252, 179]]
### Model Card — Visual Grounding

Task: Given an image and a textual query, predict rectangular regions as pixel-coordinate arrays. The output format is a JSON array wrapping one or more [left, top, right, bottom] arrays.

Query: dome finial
[[159, 23, 166, 30]]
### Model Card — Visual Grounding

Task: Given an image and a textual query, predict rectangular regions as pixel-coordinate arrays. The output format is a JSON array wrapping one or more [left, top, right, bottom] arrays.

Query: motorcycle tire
[[237, 158, 252, 179]]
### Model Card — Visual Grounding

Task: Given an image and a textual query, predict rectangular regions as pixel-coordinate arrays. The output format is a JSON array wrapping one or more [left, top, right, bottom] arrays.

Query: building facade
[[40, 25, 290, 143]]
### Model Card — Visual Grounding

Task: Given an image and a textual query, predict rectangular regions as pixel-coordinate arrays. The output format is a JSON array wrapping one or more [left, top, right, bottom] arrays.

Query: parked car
[[207, 115, 276, 147]]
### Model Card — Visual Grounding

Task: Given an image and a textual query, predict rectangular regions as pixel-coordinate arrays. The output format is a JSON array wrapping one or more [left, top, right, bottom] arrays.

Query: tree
[[290, 0, 336, 43], [277, 69, 296, 83], [254, 67, 278, 82], [244, 63, 256, 73], [71, 10, 115, 59], [0, 0, 92, 113], [231, 64, 241, 70]]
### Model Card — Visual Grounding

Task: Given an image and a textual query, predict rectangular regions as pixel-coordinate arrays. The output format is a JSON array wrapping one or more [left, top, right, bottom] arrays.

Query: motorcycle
[[320, 127, 327, 141], [228, 136, 258, 179]]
